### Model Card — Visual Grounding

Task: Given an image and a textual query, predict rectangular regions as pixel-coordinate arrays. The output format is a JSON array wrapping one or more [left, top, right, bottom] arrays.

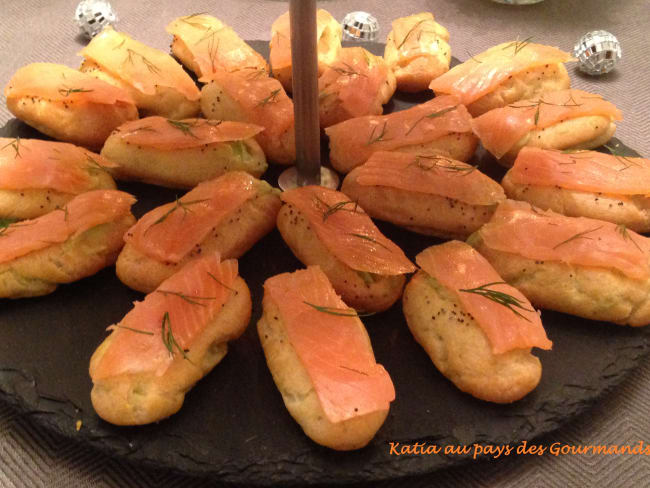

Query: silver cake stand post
[[278, 0, 339, 191]]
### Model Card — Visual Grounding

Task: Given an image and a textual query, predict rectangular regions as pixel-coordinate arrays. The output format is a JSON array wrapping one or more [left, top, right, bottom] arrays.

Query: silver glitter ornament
[[75, 0, 118, 39], [574, 30, 621, 75], [341, 11, 379, 41]]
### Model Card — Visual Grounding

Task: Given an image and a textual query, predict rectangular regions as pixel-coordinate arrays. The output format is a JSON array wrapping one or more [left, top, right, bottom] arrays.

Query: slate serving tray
[[0, 41, 648, 486]]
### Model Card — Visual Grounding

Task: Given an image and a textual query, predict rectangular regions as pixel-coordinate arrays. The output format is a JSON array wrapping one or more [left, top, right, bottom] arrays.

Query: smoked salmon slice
[[263, 266, 395, 423], [507, 147, 650, 195], [354, 151, 505, 206], [79, 26, 200, 101], [0, 189, 135, 264], [124, 172, 261, 263], [416, 241, 552, 354], [429, 41, 572, 105], [477, 200, 650, 280], [0, 138, 117, 194], [4, 62, 135, 105], [90, 254, 240, 380], [111, 117, 264, 151], [325, 95, 474, 173], [471, 89, 623, 159], [318, 47, 394, 127], [204, 70, 294, 159], [166, 14, 268, 82], [281, 186, 415, 275], [269, 9, 342, 91]]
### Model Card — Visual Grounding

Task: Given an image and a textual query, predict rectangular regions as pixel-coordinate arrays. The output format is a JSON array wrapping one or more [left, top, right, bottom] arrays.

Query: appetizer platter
[[0, 8, 649, 484]]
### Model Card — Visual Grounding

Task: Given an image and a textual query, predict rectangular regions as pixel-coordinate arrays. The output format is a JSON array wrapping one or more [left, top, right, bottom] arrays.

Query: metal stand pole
[[278, 0, 339, 191], [290, 0, 321, 186]]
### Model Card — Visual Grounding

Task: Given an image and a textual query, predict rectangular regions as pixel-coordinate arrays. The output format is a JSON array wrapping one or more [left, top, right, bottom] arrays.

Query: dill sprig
[[405, 105, 458, 136], [558, 149, 592, 164], [194, 27, 216, 45], [243, 67, 268, 80], [180, 12, 210, 29], [347, 232, 392, 252], [257, 89, 281, 107], [510, 97, 581, 126], [232, 66, 268, 80], [552, 226, 603, 249], [0, 218, 18, 237], [124, 48, 161, 75], [616, 224, 643, 253], [156, 289, 216, 306], [410, 155, 476, 175], [604, 143, 639, 171], [167, 119, 199, 138], [144, 197, 210, 234], [161, 312, 190, 360], [397, 19, 426, 49], [1, 137, 22, 159], [317, 199, 360, 221], [0, 219, 34, 237], [205, 31, 220, 74], [55, 205, 69, 222], [366, 121, 390, 145], [513, 95, 582, 110], [57, 86, 94, 97], [303, 301, 374, 317], [558, 149, 599, 165], [85, 155, 111, 175], [331, 62, 366, 78], [0, 218, 17, 228], [113, 324, 154, 336], [502, 36, 534, 55], [459, 282, 534, 322], [207, 271, 236, 292], [565, 93, 582, 107], [466, 50, 482, 63]]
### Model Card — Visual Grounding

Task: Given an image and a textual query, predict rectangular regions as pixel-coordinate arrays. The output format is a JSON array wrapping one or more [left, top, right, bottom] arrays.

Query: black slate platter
[[0, 40, 649, 486]]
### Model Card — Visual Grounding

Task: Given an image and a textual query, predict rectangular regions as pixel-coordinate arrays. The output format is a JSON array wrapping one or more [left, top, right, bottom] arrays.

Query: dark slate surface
[[0, 41, 648, 485]]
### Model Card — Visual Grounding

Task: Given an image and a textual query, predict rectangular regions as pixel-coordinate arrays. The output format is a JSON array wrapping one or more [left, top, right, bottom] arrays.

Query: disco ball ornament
[[574, 30, 621, 75], [341, 11, 379, 41], [75, 0, 118, 39]]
